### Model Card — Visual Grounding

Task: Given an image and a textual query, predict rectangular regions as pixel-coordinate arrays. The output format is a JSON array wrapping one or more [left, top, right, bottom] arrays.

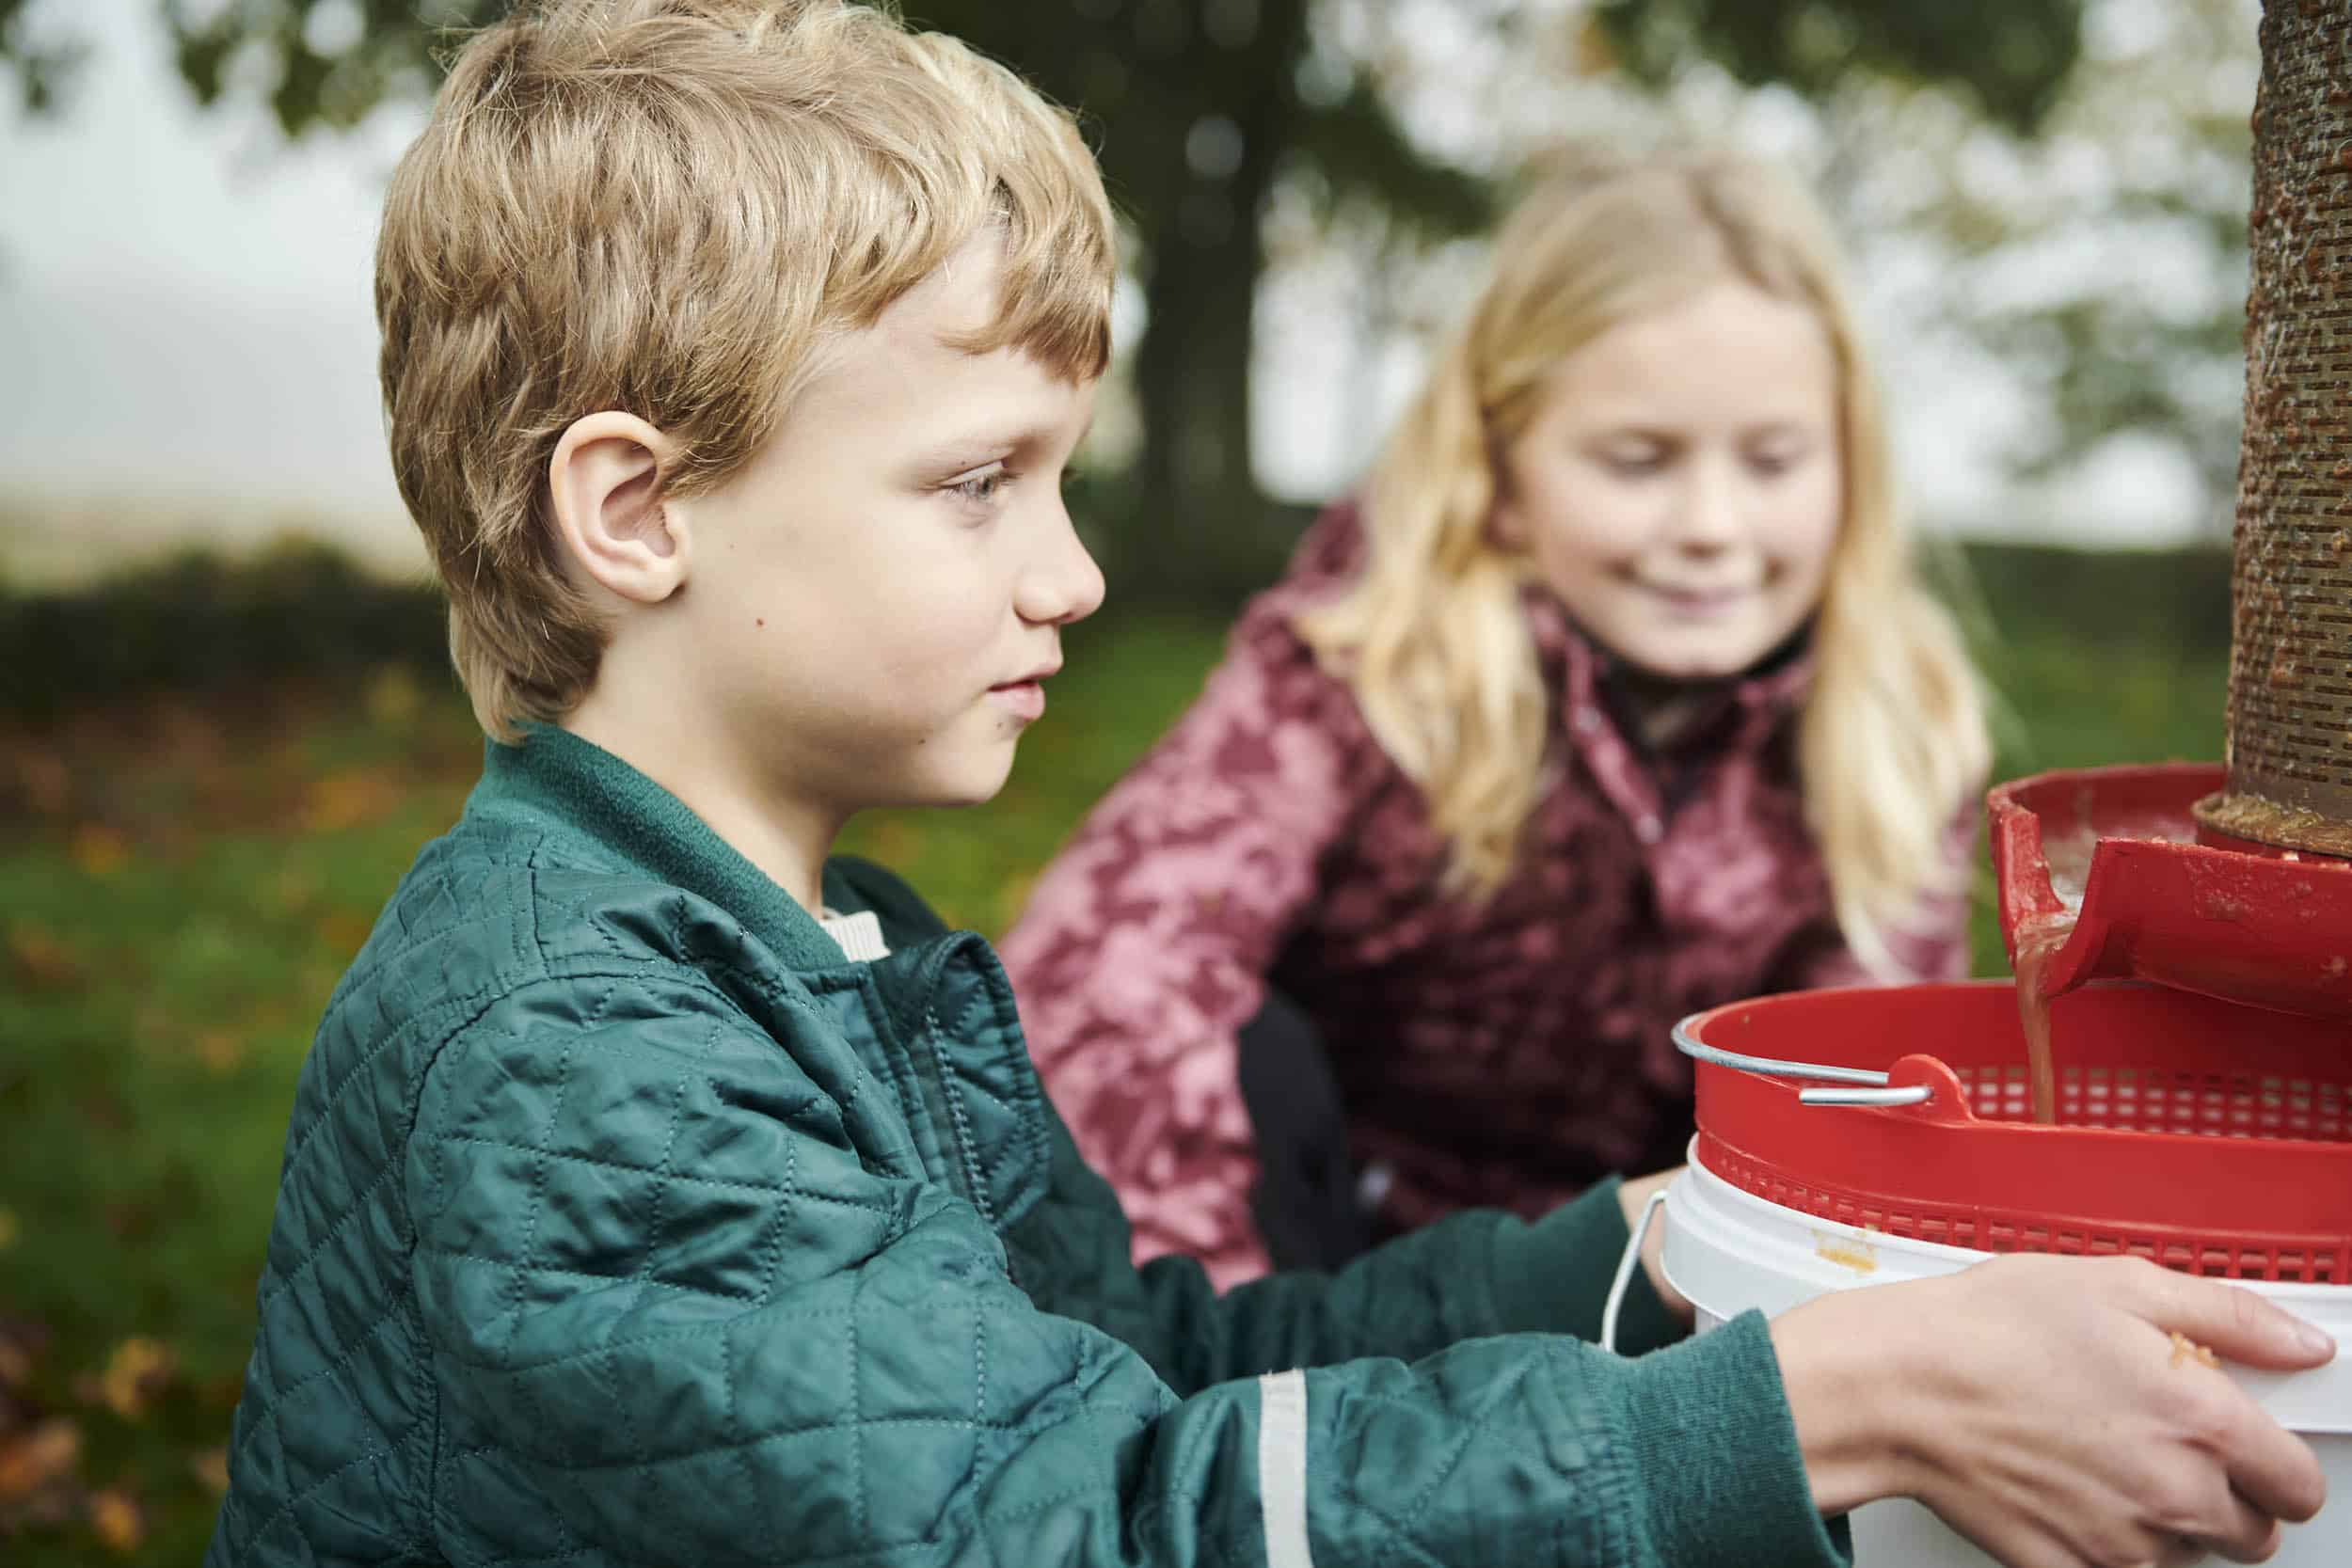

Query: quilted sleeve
[[996, 600, 1376, 1289], [1006, 1092, 1687, 1397], [405, 970, 1836, 1568]]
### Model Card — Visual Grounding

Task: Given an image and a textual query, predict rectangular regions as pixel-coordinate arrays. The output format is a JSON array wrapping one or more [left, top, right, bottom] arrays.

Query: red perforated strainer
[[1676, 981, 2352, 1283]]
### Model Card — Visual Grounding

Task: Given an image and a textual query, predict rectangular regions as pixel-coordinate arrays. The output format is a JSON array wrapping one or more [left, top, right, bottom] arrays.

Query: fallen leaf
[[6, 923, 84, 990], [0, 1320, 49, 1392], [188, 1447, 230, 1496], [70, 824, 131, 878], [12, 747, 70, 816], [87, 1486, 144, 1554], [197, 1029, 248, 1075], [7, 1480, 78, 1529], [0, 1419, 81, 1500], [299, 768, 404, 834], [271, 867, 321, 914], [78, 1090, 131, 1133], [321, 910, 376, 956], [98, 1338, 173, 1423]]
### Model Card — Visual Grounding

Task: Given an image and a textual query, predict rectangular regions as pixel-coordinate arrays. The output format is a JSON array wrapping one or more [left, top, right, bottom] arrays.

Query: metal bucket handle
[[1671, 1013, 1934, 1108]]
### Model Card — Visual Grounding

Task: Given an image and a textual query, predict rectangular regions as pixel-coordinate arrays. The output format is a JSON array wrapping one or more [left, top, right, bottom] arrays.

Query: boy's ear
[[548, 412, 688, 604]]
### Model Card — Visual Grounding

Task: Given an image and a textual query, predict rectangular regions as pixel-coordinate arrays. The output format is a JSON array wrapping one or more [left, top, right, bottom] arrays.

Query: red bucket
[[1677, 982, 2352, 1283]]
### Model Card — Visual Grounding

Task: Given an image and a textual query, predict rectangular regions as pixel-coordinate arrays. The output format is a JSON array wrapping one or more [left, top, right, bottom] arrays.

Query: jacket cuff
[[1486, 1177, 1683, 1354], [1616, 1310, 1852, 1568]]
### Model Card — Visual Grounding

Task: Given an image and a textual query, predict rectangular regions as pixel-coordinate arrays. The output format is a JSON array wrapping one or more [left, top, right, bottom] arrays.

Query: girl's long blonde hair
[[1295, 148, 1988, 979]]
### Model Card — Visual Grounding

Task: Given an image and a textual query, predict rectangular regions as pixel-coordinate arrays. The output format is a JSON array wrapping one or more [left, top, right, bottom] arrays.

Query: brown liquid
[[2012, 915, 2077, 1125], [2013, 821, 2190, 1125]]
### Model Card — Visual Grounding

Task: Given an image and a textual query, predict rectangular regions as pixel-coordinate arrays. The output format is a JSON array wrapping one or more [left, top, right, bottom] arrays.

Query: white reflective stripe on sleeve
[[1255, 1370, 1315, 1568]]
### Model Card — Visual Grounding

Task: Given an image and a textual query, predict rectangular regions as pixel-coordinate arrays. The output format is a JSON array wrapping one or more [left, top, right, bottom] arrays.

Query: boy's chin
[[898, 757, 1018, 811]]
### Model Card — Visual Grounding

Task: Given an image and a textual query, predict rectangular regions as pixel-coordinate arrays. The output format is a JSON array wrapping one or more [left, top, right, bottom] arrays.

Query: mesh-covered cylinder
[[2205, 0, 2352, 856]]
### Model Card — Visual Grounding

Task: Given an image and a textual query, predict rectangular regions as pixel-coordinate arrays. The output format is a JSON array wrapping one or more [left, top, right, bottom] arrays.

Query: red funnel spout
[[1988, 763, 2352, 1018]]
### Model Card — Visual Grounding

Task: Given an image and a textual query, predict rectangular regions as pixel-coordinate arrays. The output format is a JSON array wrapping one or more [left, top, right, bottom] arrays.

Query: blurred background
[[0, 0, 2251, 1560]]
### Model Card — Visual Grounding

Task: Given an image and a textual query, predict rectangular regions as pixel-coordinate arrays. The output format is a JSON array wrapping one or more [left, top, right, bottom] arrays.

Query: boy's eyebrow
[[915, 412, 1096, 470]]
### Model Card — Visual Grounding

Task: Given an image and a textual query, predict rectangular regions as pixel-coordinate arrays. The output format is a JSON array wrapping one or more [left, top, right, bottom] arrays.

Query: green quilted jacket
[[207, 724, 1847, 1567]]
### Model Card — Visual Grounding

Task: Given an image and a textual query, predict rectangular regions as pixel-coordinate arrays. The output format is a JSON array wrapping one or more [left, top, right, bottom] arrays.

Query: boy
[[210, 3, 2331, 1565]]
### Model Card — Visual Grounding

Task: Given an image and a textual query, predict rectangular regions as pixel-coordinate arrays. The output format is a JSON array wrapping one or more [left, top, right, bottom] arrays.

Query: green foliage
[[1595, 0, 2085, 134], [0, 540, 449, 722], [1285, 73, 1493, 237], [1890, 0, 2258, 521], [0, 0, 82, 113], [1958, 539, 2233, 655], [162, 0, 500, 135]]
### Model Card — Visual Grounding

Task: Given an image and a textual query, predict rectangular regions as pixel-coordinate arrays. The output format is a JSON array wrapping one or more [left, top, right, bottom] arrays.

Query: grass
[[0, 605, 2224, 1563]]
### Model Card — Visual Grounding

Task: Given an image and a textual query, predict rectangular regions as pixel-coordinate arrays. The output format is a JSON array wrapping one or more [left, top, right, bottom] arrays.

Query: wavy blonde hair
[[1296, 149, 1987, 979]]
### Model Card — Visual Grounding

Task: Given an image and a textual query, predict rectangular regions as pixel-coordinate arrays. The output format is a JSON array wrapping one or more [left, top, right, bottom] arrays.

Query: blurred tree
[[3, 0, 2087, 594], [1900, 0, 2255, 530], [1595, 0, 2082, 135], [1691, 0, 2254, 539], [0, 0, 83, 112], [1276, 0, 2250, 546]]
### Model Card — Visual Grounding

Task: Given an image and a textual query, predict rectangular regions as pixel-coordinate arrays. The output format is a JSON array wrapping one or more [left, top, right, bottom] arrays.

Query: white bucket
[[1661, 1154, 2352, 1567]]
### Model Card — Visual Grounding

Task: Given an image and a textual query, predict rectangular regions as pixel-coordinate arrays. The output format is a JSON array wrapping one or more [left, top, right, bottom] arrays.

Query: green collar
[[470, 722, 858, 974]]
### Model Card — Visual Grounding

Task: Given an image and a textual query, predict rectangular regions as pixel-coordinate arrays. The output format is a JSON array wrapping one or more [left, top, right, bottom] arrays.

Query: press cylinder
[[2202, 2, 2352, 855]]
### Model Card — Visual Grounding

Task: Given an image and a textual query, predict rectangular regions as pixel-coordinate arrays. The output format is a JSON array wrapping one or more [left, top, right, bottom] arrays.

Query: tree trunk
[[1123, 0, 1311, 606], [1132, 183, 1270, 599]]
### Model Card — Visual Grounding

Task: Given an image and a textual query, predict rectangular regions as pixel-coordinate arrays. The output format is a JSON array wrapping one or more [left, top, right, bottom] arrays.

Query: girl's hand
[[1615, 1166, 1693, 1324], [1770, 1255, 2334, 1567]]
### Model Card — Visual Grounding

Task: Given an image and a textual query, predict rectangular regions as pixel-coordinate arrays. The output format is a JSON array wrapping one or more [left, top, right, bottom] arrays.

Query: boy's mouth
[[987, 661, 1058, 721], [986, 681, 1047, 721]]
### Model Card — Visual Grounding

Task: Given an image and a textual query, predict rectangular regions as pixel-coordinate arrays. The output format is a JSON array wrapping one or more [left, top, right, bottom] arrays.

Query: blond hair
[[1296, 149, 1988, 979], [376, 0, 1115, 737]]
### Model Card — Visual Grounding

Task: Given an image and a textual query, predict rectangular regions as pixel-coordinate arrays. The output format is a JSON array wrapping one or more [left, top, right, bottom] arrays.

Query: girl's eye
[[1747, 447, 1805, 478], [1600, 448, 1668, 476]]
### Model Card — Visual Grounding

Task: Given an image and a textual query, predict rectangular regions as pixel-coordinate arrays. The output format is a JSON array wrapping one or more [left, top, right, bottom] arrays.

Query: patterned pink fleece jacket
[[998, 505, 1977, 1287]]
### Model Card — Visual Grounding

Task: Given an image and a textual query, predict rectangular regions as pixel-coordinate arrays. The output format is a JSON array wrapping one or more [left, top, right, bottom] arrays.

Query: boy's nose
[[1017, 503, 1106, 626]]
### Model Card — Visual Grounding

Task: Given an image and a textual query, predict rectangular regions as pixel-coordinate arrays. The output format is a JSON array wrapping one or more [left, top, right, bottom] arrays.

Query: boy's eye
[[946, 466, 1010, 506]]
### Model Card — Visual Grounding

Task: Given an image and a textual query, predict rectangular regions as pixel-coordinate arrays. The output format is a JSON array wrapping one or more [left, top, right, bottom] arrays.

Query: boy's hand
[[1616, 1165, 1694, 1324]]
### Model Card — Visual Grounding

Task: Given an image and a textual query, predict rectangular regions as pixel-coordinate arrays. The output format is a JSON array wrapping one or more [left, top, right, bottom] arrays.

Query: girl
[[998, 147, 1990, 1286]]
